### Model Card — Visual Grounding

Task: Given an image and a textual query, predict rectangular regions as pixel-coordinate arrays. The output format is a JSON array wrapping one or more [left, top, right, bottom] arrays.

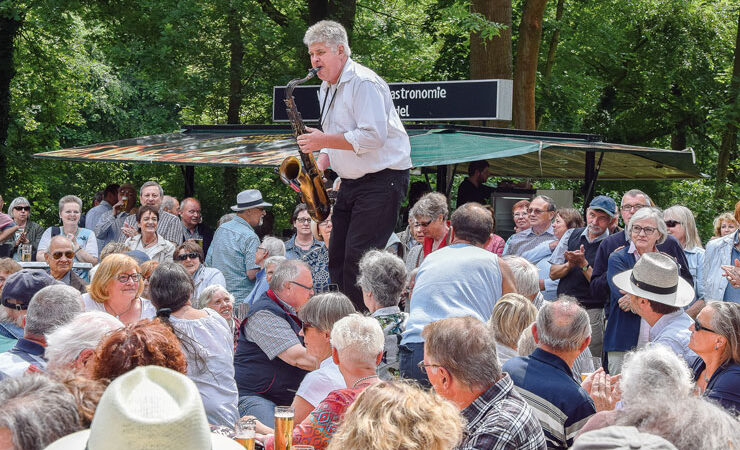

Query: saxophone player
[[296, 20, 411, 311]]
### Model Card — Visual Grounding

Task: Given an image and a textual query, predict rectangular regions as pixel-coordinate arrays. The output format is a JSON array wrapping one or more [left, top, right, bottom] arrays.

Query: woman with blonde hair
[[82, 253, 156, 324], [664, 205, 705, 301], [327, 380, 464, 450], [488, 293, 538, 365], [712, 212, 738, 239]]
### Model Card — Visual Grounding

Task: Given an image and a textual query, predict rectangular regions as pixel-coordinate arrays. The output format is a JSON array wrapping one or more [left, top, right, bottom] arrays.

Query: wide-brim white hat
[[231, 189, 272, 212], [45, 366, 242, 450], [612, 252, 695, 308]]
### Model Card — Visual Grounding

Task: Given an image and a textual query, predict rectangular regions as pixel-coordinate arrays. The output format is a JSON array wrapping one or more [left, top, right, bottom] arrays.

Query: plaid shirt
[[458, 374, 546, 450]]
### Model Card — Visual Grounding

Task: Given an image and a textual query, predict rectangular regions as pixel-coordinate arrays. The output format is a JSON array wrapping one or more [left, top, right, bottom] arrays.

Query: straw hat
[[45, 366, 241, 450], [612, 252, 694, 308]]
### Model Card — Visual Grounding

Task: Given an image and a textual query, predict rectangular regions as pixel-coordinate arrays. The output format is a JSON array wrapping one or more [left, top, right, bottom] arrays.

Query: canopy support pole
[[436, 165, 448, 195], [181, 165, 195, 197], [582, 152, 605, 215]]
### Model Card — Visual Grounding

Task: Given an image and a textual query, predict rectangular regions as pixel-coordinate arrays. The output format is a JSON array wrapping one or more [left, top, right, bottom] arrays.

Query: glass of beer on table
[[235, 418, 256, 450], [20, 243, 32, 262], [274, 406, 294, 450]]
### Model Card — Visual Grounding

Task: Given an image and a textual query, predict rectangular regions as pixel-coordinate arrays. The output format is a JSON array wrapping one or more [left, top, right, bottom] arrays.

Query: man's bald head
[[534, 296, 591, 352]]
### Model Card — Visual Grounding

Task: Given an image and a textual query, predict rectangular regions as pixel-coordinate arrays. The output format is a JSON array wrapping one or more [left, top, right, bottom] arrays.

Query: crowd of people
[[1, 19, 740, 450]]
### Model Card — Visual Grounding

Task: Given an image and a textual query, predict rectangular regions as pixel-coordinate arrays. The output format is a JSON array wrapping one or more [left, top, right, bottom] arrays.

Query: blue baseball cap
[[589, 195, 618, 218], [1, 269, 60, 310]]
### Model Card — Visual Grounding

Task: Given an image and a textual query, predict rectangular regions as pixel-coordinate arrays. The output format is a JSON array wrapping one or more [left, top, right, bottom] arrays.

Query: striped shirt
[[458, 374, 547, 450], [503, 225, 556, 257], [503, 349, 595, 449]]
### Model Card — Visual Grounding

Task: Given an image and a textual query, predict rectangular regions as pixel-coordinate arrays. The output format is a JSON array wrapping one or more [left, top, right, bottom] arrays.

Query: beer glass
[[20, 244, 32, 262], [194, 238, 204, 248], [235, 418, 256, 450], [274, 406, 294, 450]]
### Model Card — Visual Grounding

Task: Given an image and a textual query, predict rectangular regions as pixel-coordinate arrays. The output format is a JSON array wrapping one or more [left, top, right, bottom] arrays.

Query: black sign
[[272, 79, 512, 122]]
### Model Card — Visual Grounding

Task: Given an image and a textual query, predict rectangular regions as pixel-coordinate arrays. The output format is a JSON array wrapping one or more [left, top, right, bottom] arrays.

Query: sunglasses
[[694, 318, 717, 334], [13, 206, 30, 211], [117, 273, 141, 283], [664, 220, 681, 228], [174, 252, 200, 261], [416, 218, 434, 227], [51, 251, 75, 260], [289, 280, 314, 292]]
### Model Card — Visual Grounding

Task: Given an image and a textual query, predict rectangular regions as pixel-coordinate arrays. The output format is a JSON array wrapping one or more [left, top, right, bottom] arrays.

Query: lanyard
[[319, 85, 338, 131]]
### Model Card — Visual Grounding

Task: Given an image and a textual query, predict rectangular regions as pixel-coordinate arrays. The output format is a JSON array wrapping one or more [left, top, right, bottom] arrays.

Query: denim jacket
[[703, 230, 738, 301]]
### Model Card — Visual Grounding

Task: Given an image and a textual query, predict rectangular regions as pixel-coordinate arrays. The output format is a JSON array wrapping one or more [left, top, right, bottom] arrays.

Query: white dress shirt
[[318, 58, 412, 179]]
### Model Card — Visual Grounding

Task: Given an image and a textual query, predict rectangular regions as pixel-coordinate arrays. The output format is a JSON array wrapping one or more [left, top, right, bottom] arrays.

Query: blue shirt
[[503, 349, 595, 449], [684, 246, 705, 305], [691, 358, 740, 414], [704, 230, 740, 302], [401, 244, 503, 345], [284, 235, 323, 260], [503, 225, 556, 257], [649, 310, 697, 363], [205, 216, 259, 303], [85, 200, 112, 246], [244, 269, 269, 306], [524, 241, 559, 300]]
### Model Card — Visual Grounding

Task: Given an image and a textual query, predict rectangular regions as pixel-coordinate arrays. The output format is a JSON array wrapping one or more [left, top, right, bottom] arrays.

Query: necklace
[[106, 298, 138, 319], [352, 375, 378, 389]]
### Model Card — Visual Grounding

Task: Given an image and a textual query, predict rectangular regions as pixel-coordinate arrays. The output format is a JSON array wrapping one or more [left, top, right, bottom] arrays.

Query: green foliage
[[1, 0, 737, 238]]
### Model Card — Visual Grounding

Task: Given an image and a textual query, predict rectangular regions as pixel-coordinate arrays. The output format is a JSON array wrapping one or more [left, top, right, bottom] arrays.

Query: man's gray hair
[[614, 394, 739, 449], [269, 259, 309, 292], [357, 250, 406, 307], [533, 195, 557, 211], [535, 296, 591, 352], [139, 180, 163, 198], [261, 236, 286, 257], [58, 195, 82, 212], [626, 207, 667, 245], [161, 195, 178, 211], [0, 373, 82, 450], [264, 255, 287, 271], [303, 20, 352, 56], [194, 284, 234, 310], [422, 316, 502, 389], [45, 311, 124, 369], [619, 345, 693, 406], [298, 292, 355, 332], [330, 314, 384, 363], [502, 255, 540, 297], [622, 189, 653, 207], [410, 192, 448, 221], [25, 285, 83, 337], [8, 196, 29, 211]]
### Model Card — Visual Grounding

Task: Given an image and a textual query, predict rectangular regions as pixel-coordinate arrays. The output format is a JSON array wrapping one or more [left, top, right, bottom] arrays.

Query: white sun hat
[[612, 252, 695, 308], [45, 365, 242, 450]]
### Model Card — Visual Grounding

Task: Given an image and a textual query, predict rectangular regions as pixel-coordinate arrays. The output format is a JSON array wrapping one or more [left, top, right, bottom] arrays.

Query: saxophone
[[280, 67, 332, 222]]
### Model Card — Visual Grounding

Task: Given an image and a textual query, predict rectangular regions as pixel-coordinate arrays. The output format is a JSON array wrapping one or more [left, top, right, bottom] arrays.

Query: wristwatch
[[581, 264, 590, 272]]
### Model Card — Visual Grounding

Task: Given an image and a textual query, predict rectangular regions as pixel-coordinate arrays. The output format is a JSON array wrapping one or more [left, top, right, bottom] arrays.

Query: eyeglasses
[[665, 220, 681, 228], [621, 204, 645, 213], [257, 246, 267, 252], [416, 218, 434, 227], [51, 250, 75, 260], [417, 361, 442, 374], [116, 273, 141, 283], [513, 212, 529, 218], [13, 206, 30, 211], [694, 318, 718, 334], [301, 322, 314, 333], [174, 252, 200, 261], [631, 225, 657, 236], [295, 218, 312, 224], [318, 220, 332, 227], [289, 280, 314, 291], [527, 208, 551, 215]]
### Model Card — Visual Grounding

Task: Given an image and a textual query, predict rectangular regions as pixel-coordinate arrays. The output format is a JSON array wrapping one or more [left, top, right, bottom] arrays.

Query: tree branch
[[255, 0, 289, 28]]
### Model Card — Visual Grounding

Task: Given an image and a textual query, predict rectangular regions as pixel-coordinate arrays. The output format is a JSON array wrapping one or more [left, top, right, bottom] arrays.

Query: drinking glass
[[274, 406, 294, 450], [235, 418, 256, 450]]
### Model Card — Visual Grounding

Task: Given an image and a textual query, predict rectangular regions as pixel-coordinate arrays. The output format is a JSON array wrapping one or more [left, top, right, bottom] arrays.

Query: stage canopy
[[34, 124, 704, 180]]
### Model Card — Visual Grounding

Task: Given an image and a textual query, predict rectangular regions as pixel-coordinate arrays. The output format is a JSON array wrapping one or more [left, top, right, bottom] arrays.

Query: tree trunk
[[470, 0, 512, 127], [223, 2, 244, 204], [0, 16, 22, 192], [536, 0, 564, 127], [715, 11, 740, 198], [308, 0, 329, 26], [328, 0, 357, 38], [513, 0, 548, 130]]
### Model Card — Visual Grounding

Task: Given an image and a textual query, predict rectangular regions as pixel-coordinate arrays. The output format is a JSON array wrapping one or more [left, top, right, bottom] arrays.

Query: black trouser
[[329, 168, 409, 311]]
